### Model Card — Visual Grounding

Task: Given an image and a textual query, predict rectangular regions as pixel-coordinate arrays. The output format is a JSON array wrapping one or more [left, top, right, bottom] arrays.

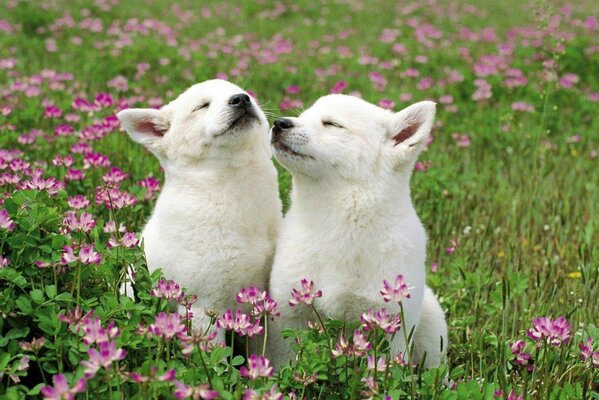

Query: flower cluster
[[289, 279, 322, 307], [527, 316, 571, 347], [217, 309, 263, 337], [240, 354, 275, 380]]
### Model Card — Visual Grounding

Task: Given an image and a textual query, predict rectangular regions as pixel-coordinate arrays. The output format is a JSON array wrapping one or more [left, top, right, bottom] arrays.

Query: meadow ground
[[0, 0, 597, 399]]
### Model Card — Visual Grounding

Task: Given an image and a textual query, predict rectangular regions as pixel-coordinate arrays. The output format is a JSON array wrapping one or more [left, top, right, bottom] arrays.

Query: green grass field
[[0, 0, 597, 398]]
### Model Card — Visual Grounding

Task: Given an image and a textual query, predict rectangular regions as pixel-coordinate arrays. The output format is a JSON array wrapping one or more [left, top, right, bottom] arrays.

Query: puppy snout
[[273, 118, 294, 133], [228, 93, 252, 109]]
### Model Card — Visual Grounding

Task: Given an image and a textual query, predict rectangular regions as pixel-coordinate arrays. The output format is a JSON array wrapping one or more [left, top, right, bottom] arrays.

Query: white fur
[[117, 80, 282, 341], [267, 94, 447, 367]]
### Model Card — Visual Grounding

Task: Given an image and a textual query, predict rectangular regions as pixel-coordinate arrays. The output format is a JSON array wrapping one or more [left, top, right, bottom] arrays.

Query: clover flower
[[236, 286, 280, 318], [151, 279, 185, 301], [360, 307, 402, 334], [236, 286, 266, 305], [174, 381, 219, 400], [41, 373, 87, 400], [240, 354, 275, 380], [19, 337, 46, 352], [80, 340, 126, 378], [0, 209, 14, 230], [216, 309, 263, 337], [0, 255, 9, 268], [510, 340, 533, 371], [61, 211, 96, 233], [82, 318, 120, 345], [289, 279, 322, 307], [579, 338, 599, 368], [367, 355, 387, 372], [527, 316, 571, 347], [243, 385, 284, 400], [148, 312, 187, 341], [380, 275, 411, 303], [332, 330, 372, 357], [126, 368, 175, 383], [61, 245, 102, 266]]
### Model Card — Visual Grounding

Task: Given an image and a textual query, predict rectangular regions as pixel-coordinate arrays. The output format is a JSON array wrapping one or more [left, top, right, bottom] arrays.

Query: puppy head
[[271, 94, 435, 181], [117, 79, 269, 170]]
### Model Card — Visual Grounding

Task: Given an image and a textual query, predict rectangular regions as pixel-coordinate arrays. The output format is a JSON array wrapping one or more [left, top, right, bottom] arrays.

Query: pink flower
[[127, 368, 176, 383], [41, 374, 87, 400], [243, 385, 284, 400], [579, 337, 599, 368], [330, 81, 348, 94], [510, 340, 533, 371], [378, 98, 395, 109], [240, 354, 274, 380], [367, 355, 386, 372], [62, 211, 96, 233], [43, 105, 62, 119], [579, 337, 593, 360], [0, 255, 9, 268], [179, 328, 218, 356], [236, 286, 266, 305], [102, 167, 128, 185], [151, 279, 185, 301], [216, 309, 263, 337], [19, 337, 46, 352], [148, 312, 187, 340], [527, 316, 571, 346], [285, 85, 300, 94], [360, 308, 402, 334], [445, 239, 460, 254], [80, 340, 126, 378], [566, 134, 581, 143], [451, 133, 471, 148], [380, 275, 411, 303], [174, 381, 219, 400], [79, 245, 102, 265], [82, 318, 119, 345], [0, 209, 14, 230], [61, 246, 78, 265], [511, 102, 535, 113], [289, 279, 322, 307], [138, 176, 161, 199], [332, 330, 372, 357], [559, 73, 579, 89], [67, 195, 90, 209]]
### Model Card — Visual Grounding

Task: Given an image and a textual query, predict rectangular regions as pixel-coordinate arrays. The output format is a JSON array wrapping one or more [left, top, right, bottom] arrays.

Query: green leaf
[[231, 355, 245, 366], [30, 289, 44, 304], [27, 383, 45, 395], [45, 285, 57, 299], [5, 327, 30, 340], [15, 296, 33, 314]]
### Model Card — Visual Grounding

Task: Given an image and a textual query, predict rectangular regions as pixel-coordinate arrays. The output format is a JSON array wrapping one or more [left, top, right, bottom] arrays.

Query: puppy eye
[[322, 121, 343, 128], [193, 103, 210, 112]]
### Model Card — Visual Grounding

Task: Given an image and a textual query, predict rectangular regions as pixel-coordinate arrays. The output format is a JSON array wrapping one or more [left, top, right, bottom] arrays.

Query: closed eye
[[193, 102, 210, 112], [322, 120, 344, 128]]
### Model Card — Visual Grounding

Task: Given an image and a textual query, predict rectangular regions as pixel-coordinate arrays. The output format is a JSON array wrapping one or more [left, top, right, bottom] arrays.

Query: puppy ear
[[117, 108, 170, 150], [388, 101, 436, 158]]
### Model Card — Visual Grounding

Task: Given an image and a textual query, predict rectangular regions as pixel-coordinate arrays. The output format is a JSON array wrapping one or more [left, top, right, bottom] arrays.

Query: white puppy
[[117, 80, 282, 341], [267, 94, 447, 368]]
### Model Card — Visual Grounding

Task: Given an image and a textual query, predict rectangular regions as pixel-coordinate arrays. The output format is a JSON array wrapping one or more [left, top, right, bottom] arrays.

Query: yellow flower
[[568, 271, 582, 279]]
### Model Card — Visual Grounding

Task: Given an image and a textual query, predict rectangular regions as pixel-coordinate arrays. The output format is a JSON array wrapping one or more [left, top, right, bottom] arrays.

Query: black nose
[[228, 93, 251, 109], [274, 118, 294, 130]]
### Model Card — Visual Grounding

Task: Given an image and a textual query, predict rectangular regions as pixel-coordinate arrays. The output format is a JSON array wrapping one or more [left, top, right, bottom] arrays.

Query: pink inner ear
[[392, 121, 421, 144], [134, 118, 167, 137]]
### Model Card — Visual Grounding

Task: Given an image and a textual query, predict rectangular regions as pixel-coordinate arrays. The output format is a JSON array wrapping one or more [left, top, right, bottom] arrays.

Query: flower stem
[[197, 344, 213, 387], [262, 316, 268, 357]]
